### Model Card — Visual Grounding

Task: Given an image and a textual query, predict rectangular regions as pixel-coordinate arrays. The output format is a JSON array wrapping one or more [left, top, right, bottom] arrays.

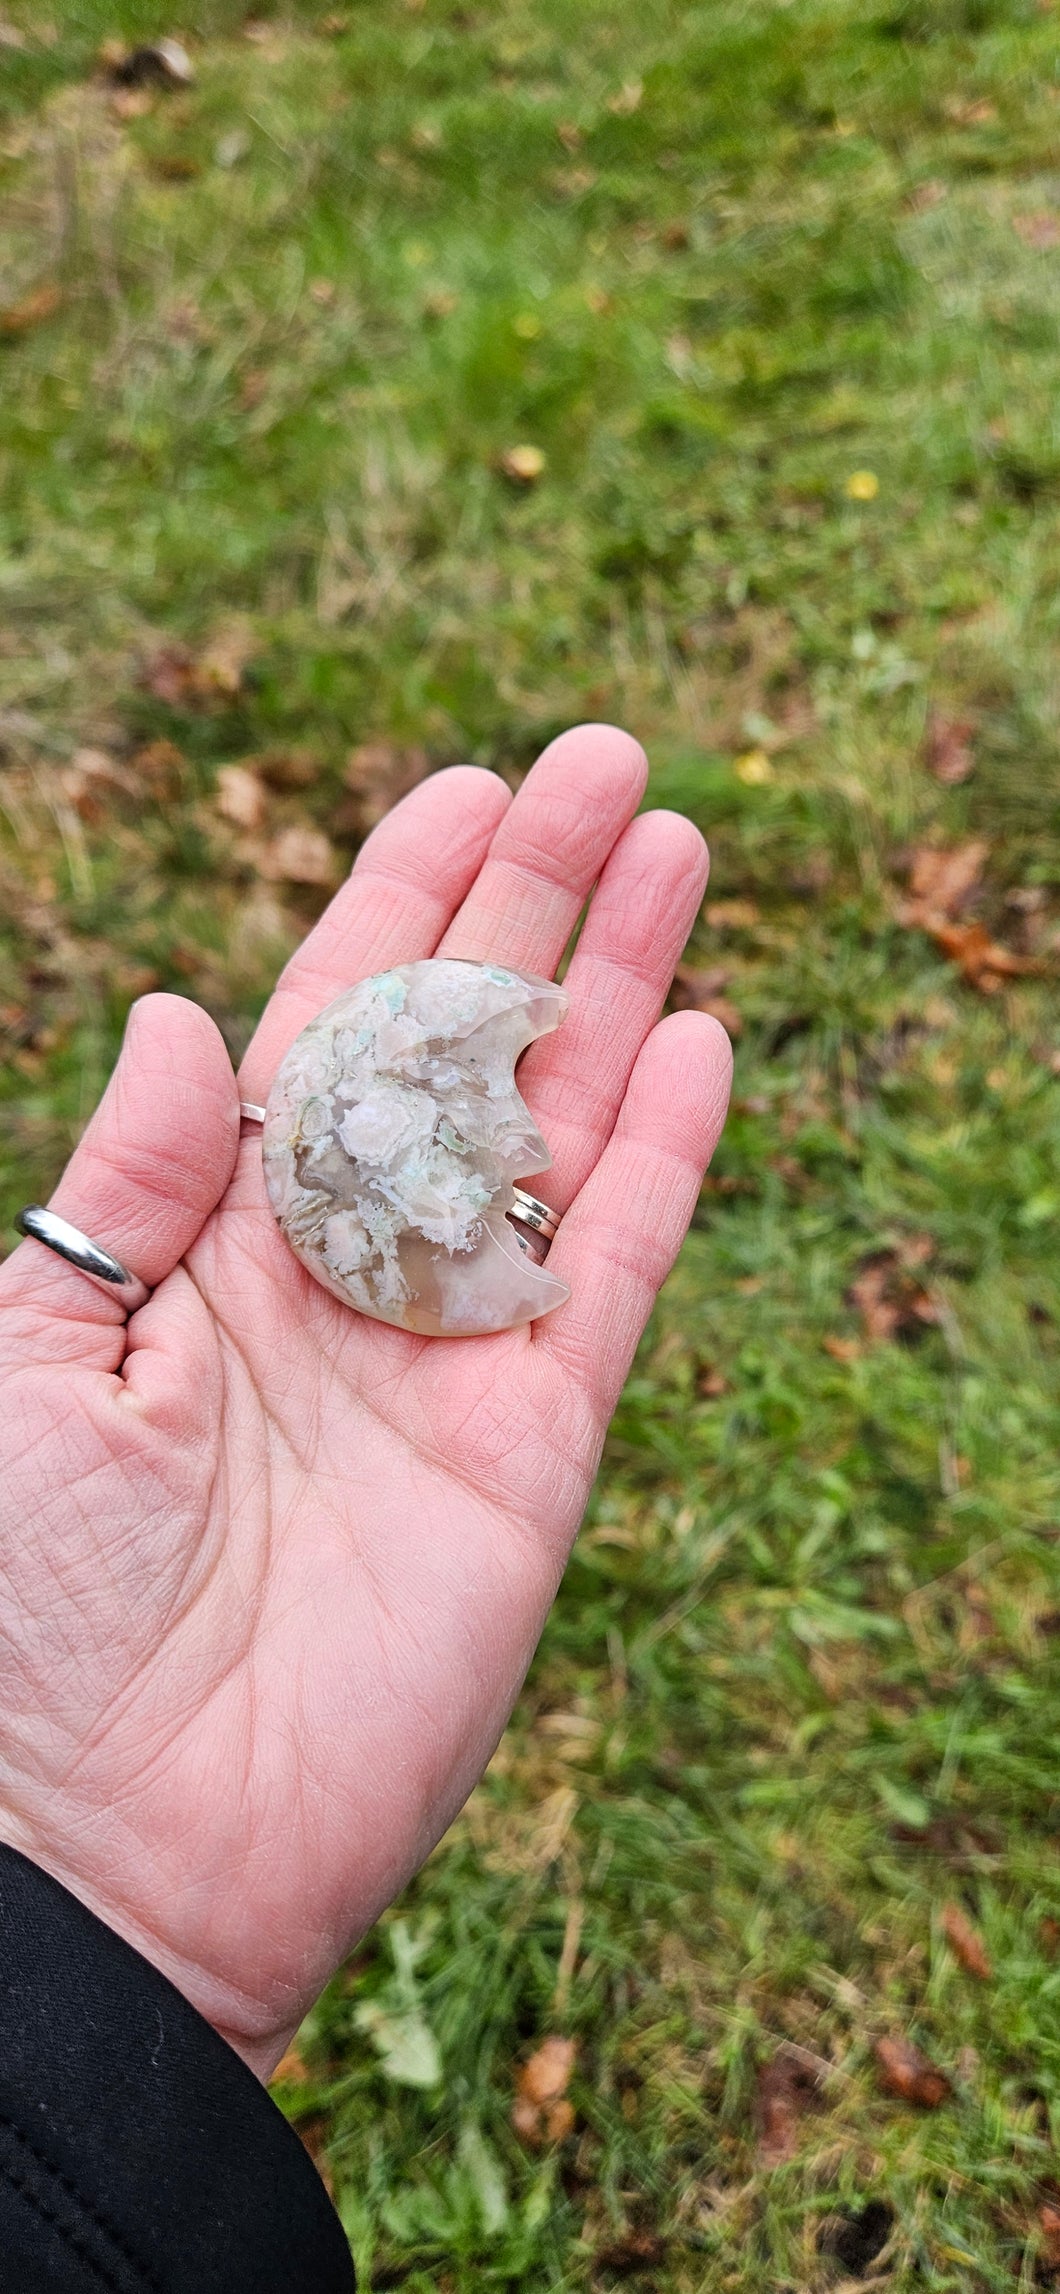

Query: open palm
[[0, 729, 731, 2079]]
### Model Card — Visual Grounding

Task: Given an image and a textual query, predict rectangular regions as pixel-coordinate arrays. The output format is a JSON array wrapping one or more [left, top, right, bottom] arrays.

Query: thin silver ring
[[238, 1106, 562, 1258], [15, 1206, 152, 1313]]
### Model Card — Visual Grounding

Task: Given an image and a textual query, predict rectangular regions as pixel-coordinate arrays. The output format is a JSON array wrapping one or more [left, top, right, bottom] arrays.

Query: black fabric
[[0, 1844, 354, 2291]]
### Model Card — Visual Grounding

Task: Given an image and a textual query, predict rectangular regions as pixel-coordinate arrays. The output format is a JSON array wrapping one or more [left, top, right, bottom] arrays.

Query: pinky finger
[[531, 1011, 733, 1419]]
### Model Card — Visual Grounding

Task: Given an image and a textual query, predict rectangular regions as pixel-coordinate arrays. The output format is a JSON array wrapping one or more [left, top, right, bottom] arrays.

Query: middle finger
[[436, 722, 648, 978]]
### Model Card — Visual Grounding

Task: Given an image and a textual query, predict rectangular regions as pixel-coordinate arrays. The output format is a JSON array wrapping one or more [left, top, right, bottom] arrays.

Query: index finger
[[237, 766, 511, 1105]]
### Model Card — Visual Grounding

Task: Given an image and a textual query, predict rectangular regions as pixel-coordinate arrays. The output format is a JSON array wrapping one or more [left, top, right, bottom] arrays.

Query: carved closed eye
[[262, 958, 570, 1336]]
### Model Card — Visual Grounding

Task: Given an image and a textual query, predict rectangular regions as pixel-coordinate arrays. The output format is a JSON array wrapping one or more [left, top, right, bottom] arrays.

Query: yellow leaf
[[735, 748, 773, 785]]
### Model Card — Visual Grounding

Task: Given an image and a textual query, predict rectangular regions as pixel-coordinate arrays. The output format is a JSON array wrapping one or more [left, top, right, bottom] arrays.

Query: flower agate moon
[[262, 958, 571, 1336]]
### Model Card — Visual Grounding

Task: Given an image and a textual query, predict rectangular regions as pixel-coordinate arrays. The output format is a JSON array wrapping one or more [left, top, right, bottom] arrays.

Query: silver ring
[[508, 1187, 561, 1244], [238, 1107, 562, 1260], [15, 1206, 152, 1313]]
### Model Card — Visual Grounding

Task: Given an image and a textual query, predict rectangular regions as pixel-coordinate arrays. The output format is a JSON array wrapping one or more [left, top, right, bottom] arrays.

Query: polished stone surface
[[262, 958, 570, 1335]]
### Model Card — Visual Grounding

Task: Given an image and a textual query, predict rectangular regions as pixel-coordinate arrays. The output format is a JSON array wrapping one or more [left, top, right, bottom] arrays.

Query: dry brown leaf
[[1041, 1917, 1060, 1958], [756, 2048, 823, 2165], [931, 920, 1035, 990], [258, 825, 337, 886], [941, 1902, 993, 1981], [129, 737, 185, 799], [697, 1363, 730, 1397], [1041, 2204, 1060, 2270], [874, 2034, 950, 2108], [849, 1248, 939, 1345], [556, 118, 583, 151], [110, 87, 155, 119], [513, 2035, 576, 2146], [905, 838, 989, 921], [295, 2114, 334, 2197], [670, 968, 742, 1035], [215, 763, 267, 831], [595, 2229, 666, 2272], [906, 178, 947, 212], [270, 2041, 311, 2084], [59, 747, 138, 819], [925, 711, 976, 786], [705, 898, 760, 930], [0, 283, 62, 337], [822, 1334, 862, 1363], [142, 643, 197, 706], [344, 740, 432, 831], [1014, 210, 1060, 250], [518, 2035, 575, 2106]]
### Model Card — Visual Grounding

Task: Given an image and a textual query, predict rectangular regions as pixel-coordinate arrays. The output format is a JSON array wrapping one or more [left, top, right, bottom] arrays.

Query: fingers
[[436, 724, 648, 979], [238, 765, 511, 1102], [515, 808, 709, 1210], [0, 996, 238, 1363], [532, 1011, 733, 1418]]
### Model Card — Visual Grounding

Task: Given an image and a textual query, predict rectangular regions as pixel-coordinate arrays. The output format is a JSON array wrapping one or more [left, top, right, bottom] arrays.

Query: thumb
[[1, 994, 238, 1360]]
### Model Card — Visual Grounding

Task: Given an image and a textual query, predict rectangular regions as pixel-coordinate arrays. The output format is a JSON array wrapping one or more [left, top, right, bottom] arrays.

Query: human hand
[[0, 727, 731, 2079]]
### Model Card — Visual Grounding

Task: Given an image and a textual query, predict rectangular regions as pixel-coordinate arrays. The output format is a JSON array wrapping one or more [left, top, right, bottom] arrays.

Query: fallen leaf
[[0, 283, 62, 338], [309, 278, 336, 306], [343, 740, 432, 831], [258, 825, 337, 886], [1014, 210, 1060, 250], [735, 747, 772, 784], [295, 2114, 334, 2197], [498, 443, 546, 483], [756, 2047, 823, 2165], [925, 710, 976, 785], [518, 2035, 575, 2107], [512, 2035, 577, 2146], [0, 20, 27, 48], [142, 624, 256, 706], [215, 762, 267, 831], [142, 643, 197, 706], [874, 2034, 950, 2108], [696, 1363, 730, 1397], [59, 747, 138, 818], [556, 119, 583, 151], [1041, 2203, 1060, 2271], [849, 1248, 939, 1345], [903, 837, 989, 922], [237, 369, 268, 411], [932, 920, 1035, 990], [270, 2041, 310, 2084], [255, 746, 319, 791], [941, 1902, 992, 1980], [1041, 1917, 1060, 1958], [660, 219, 690, 249], [110, 88, 155, 120], [669, 970, 742, 1035], [822, 1334, 862, 1363], [129, 737, 185, 799], [706, 898, 760, 930], [594, 2229, 666, 2273]]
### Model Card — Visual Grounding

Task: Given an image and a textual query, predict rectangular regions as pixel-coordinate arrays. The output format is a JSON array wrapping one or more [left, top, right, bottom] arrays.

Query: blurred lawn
[[3, 1, 1060, 2286]]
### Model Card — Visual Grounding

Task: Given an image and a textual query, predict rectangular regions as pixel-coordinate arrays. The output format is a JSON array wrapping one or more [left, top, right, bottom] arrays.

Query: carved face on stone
[[262, 959, 570, 1335]]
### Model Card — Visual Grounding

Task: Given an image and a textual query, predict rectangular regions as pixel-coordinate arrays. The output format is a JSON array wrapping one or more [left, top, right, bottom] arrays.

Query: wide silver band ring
[[15, 1206, 152, 1314], [238, 1103, 563, 1262]]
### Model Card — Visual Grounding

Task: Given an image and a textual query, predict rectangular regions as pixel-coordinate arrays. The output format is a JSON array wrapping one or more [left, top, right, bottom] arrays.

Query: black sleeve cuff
[[0, 1843, 354, 2291]]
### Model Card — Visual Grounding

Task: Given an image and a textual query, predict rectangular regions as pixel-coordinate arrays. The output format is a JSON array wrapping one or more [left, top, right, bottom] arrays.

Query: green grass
[[3, 0, 1060, 2284]]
